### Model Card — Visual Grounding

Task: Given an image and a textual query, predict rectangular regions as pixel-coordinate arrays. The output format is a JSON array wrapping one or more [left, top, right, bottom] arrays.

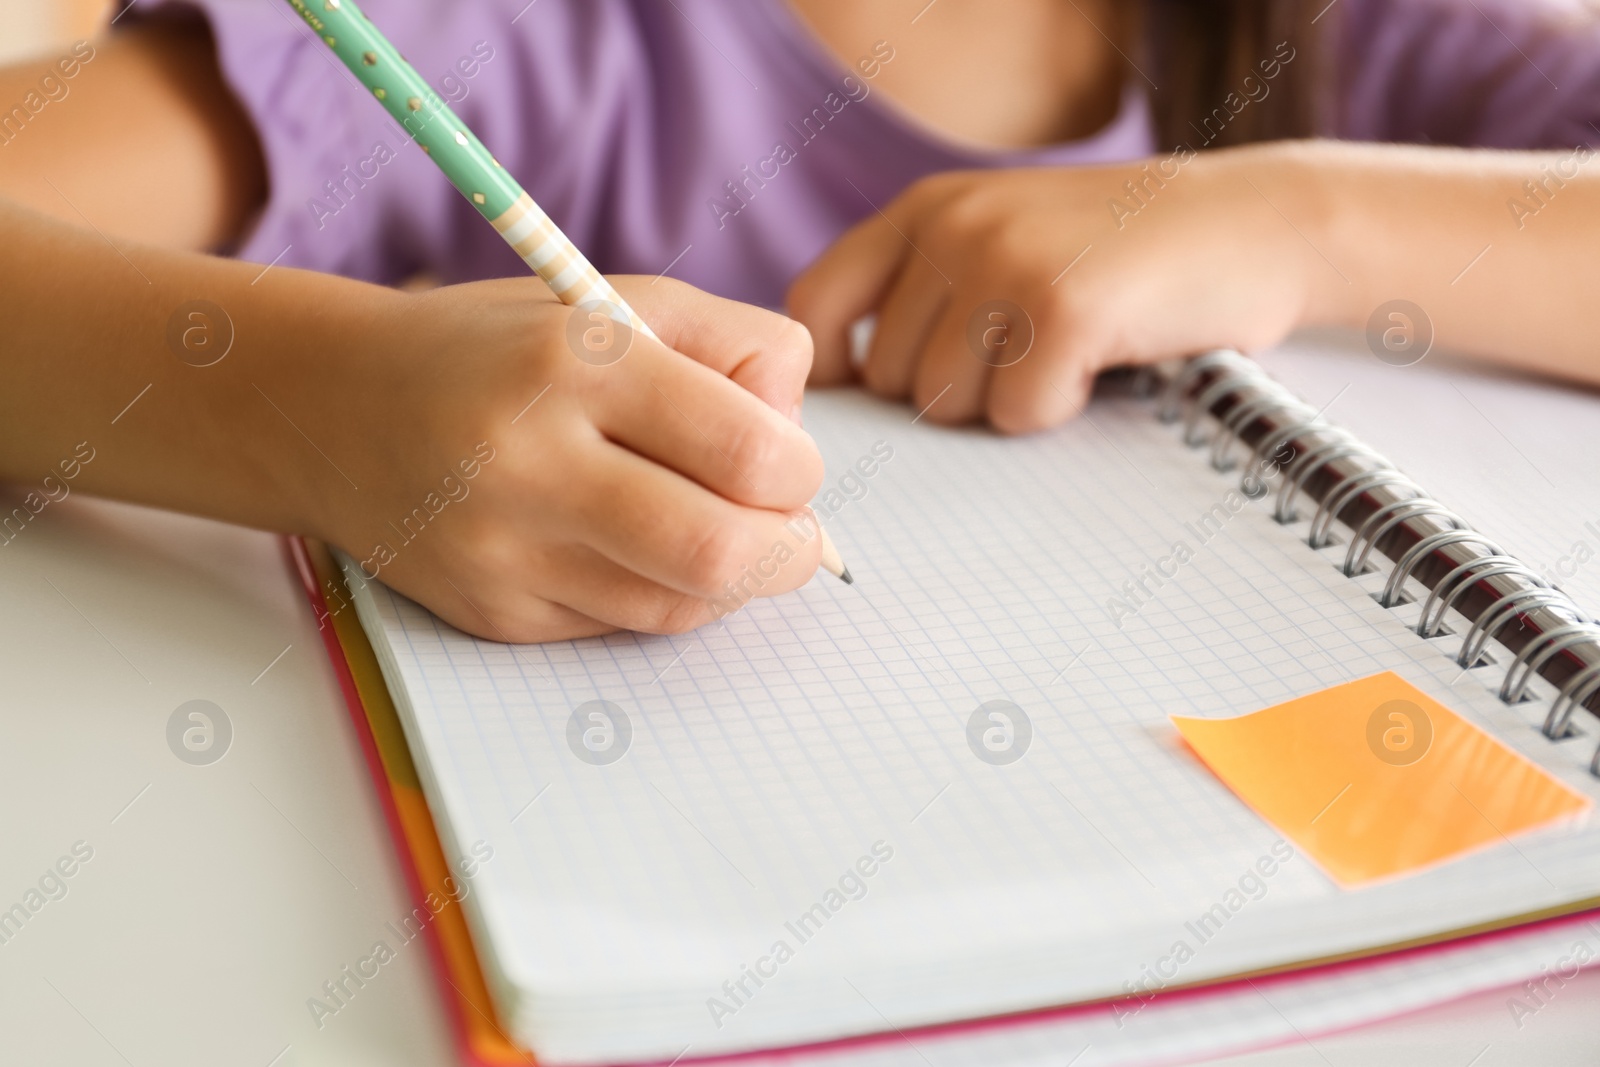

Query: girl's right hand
[[3, 193, 823, 644], [287, 276, 827, 642]]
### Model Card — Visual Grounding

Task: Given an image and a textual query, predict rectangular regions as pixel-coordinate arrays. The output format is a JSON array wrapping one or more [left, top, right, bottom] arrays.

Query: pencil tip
[[838, 566, 854, 585]]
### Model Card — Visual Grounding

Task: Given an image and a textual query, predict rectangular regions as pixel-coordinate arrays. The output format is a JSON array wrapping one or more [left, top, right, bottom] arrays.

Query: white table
[[1, 495, 1594, 1066]]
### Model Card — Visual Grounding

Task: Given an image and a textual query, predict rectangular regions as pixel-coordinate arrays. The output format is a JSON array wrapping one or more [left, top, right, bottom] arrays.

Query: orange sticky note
[[1172, 672, 1591, 887]]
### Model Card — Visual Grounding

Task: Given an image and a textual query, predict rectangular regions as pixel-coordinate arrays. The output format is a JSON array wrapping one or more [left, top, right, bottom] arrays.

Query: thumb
[[610, 275, 813, 423]]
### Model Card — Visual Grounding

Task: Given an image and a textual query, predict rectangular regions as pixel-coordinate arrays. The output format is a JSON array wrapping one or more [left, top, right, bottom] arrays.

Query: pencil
[[285, 0, 853, 586]]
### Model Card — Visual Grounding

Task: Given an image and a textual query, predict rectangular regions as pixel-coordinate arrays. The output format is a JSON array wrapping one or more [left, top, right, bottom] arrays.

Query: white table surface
[[1, 494, 1595, 1067]]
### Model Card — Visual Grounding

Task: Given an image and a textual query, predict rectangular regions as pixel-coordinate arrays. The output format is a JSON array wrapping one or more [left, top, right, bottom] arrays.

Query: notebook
[[297, 533, 1600, 1067], [329, 333, 1600, 1065]]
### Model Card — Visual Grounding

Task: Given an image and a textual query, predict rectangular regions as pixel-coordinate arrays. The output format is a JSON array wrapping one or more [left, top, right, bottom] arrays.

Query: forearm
[[0, 199, 396, 537], [1284, 140, 1600, 385]]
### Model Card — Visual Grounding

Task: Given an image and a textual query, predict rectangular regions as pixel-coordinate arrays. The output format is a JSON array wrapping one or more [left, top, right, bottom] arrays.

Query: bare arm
[[1299, 140, 1599, 388], [0, 196, 385, 528], [0, 21, 309, 524]]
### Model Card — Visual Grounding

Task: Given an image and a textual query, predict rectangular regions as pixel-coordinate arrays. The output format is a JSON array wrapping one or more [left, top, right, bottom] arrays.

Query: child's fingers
[[909, 295, 993, 425], [786, 217, 908, 385], [592, 336, 824, 511], [859, 256, 949, 399], [986, 302, 1107, 434], [790, 175, 973, 385], [611, 277, 814, 420], [571, 443, 823, 601], [532, 544, 731, 635]]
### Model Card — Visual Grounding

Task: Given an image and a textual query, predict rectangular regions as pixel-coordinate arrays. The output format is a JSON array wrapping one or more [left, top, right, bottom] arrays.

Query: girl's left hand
[[787, 144, 1337, 433]]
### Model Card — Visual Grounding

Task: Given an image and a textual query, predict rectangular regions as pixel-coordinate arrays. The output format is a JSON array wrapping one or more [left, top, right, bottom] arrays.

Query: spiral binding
[[1275, 437, 1384, 525], [1503, 624, 1600, 704], [1211, 390, 1301, 472], [1184, 372, 1274, 447], [1418, 556, 1528, 638], [1458, 587, 1573, 669], [1382, 530, 1503, 610], [1309, 469, 1420, 551], [1159, 350, 1600, 776], [1345, 499, 1464, 578]]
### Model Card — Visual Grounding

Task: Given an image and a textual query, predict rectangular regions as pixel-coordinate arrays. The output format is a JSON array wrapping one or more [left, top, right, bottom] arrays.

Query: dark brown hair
[[1142, 0, 1330, 150]]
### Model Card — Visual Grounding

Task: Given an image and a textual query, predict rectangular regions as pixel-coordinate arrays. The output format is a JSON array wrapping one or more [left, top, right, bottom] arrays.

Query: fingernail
[[789, 402, 804, 426]]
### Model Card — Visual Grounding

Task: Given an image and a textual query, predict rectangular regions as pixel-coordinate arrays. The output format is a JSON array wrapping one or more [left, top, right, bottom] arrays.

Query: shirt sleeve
[[1338, 0, 1600, 149], [127, 0, 647, 285]]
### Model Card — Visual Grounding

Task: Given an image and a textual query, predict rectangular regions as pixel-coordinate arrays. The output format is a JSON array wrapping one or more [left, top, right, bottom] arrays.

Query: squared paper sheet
[[343, 375, 1600, 1064]]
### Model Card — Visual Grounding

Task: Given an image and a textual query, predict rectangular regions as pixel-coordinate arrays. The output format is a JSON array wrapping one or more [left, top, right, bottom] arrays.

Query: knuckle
[[771, 315, 815, 368], [939, 189, 993, 234], [724, 418, 784, 487], [989, 224, 1038, 269], [1043, 287, 1102, 348], [455, 519, 518, 575]]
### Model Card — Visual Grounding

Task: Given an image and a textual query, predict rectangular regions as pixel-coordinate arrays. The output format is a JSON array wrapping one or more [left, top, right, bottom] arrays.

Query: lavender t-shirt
[[144, 0, 1600, 307]]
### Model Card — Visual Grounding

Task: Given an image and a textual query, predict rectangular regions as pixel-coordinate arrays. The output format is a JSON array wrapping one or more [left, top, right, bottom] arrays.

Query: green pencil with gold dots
[[283, 0, 852, 585]]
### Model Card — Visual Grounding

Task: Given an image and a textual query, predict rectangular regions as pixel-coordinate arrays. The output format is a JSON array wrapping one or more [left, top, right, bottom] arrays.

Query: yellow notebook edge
[[295, 537, 535, 1066]]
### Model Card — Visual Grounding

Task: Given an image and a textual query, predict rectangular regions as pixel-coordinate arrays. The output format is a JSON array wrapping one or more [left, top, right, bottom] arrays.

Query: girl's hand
[[789, 144, 1334, 433], [300, 276, 826, 643], [1, 199, 823, 645]]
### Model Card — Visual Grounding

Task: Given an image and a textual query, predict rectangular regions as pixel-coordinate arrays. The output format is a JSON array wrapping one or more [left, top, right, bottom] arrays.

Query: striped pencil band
[[285, 0, 650, 336]]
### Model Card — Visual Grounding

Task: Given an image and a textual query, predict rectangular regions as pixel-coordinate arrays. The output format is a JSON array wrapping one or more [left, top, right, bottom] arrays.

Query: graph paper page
[[343, 377, 1600, 1063], [1260, 330, 1600, 611]]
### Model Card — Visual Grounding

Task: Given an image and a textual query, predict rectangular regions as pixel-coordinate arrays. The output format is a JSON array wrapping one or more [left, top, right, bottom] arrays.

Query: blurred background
[[0, 1, 111, 63], [8, 0, 1600, 65]]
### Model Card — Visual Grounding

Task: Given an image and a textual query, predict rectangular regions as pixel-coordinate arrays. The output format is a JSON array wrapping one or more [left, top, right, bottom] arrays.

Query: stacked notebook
[[305, 331, 1600, 1065]]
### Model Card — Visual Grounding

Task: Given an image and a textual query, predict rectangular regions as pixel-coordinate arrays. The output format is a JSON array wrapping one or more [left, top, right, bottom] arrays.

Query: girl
[[1, 0, 1595, 641]]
